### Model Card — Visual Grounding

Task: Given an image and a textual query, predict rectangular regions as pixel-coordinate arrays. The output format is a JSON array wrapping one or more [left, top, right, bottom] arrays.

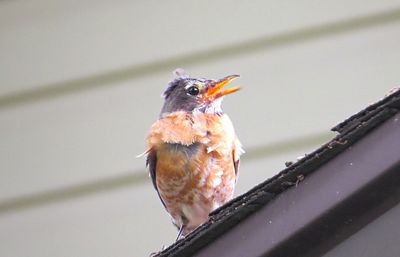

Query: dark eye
[[187, 86, 200, 96]]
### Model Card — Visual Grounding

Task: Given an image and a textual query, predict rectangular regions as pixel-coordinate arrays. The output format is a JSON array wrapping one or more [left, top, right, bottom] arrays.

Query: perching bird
[[145, 69, 243, 240]]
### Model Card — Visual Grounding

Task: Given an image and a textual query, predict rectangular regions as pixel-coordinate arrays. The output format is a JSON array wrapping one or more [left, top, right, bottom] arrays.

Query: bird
[[144, 68, 243, 240]]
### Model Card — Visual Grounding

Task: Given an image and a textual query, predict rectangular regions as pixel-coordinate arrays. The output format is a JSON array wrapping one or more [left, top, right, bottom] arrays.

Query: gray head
[[160, 69, 240, 117]]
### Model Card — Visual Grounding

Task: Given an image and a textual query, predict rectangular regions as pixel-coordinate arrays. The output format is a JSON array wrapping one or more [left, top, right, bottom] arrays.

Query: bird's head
[[160, 68, 240, 116]]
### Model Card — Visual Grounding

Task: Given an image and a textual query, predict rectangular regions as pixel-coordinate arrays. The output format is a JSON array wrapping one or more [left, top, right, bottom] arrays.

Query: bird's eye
[[187, 86, 200, 96]]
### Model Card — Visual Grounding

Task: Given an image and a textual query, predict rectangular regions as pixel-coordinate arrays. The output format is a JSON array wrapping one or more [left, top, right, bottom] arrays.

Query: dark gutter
[[155, 88, 400, 257]]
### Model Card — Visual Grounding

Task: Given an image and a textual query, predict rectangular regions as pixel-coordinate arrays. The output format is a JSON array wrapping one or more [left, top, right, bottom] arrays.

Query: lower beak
[[204, 75, 240, 100]]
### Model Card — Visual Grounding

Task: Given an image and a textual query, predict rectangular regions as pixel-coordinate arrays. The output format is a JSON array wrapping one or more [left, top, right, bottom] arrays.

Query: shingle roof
[[155, 88, 400, 257]]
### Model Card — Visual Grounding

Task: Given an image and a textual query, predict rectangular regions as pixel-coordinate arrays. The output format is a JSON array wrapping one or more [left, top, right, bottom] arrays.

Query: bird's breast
[[155, 141, 236, 226], [155, 141, 234, 199], [146, 111, 242, 227]]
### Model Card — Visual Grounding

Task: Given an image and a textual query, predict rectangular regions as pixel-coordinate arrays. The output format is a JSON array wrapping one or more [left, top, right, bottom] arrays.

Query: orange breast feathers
[[146, 111, 243, 231], [146, 111, 243, 160]]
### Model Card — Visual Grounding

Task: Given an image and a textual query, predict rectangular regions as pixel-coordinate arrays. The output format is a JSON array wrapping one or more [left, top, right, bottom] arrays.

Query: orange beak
[[204, 75, 240, 101]]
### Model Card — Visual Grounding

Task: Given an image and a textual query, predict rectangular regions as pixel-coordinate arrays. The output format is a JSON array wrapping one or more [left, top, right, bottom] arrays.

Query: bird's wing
[[232, 137, 244, 181], [233, 155, 240, 178], [146, 148, 166, 208]]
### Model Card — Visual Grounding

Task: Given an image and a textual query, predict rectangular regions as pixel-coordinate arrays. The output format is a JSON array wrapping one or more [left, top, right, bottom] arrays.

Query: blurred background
[[1, 1, 400, 256]]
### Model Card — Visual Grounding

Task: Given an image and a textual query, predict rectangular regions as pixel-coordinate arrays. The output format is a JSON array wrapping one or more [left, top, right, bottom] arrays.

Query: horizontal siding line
[[1, 8, 400, 109], [0, 132, 332, 215]]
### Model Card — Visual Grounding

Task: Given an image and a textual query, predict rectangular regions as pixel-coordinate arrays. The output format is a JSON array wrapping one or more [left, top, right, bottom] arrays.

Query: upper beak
[[204, 75, 240, 101]]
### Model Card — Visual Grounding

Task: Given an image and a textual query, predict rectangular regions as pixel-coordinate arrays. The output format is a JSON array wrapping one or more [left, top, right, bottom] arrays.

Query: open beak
[[204, 75, 240, 101]]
